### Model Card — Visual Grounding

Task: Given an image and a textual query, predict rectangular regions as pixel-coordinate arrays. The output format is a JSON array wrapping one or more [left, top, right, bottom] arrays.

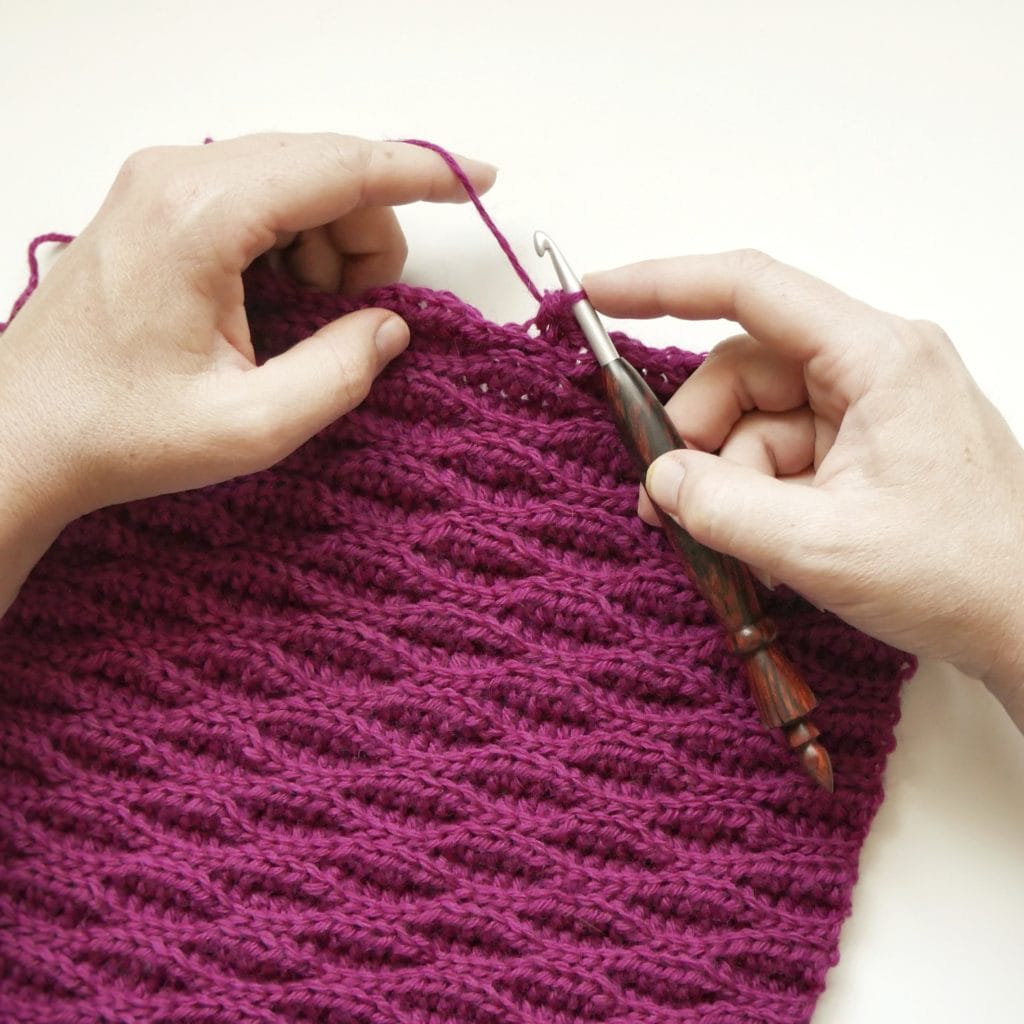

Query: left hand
[[0, 133, 496, 533]]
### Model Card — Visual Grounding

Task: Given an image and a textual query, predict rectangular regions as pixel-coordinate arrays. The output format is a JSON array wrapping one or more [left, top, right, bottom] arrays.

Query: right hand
[[583, 250, 1024, 725]]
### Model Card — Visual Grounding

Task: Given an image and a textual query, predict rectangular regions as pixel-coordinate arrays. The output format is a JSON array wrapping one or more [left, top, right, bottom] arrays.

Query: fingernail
[[637, 492, 660, 526], [374, 315, 409, 363], [645, 452, 687, 510]]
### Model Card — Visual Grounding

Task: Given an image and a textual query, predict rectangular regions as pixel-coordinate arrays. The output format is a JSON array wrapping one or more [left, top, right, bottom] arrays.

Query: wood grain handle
[[599, 357, 832, 789]]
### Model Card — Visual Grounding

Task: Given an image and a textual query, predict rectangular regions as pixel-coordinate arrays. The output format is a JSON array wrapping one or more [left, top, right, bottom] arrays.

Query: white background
[[2, 2, 1024, 1020]]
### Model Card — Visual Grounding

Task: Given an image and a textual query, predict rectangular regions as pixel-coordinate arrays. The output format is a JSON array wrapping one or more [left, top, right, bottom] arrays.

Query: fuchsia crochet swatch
[[0, 220, 913, 1022]]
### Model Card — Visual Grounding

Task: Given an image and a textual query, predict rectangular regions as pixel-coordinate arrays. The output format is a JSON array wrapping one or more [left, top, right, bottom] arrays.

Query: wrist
[[982, 598, 1024, 731], [0, 436, 75, 616], [0, 330, 85, 615], [977, 502, 1024, 729]]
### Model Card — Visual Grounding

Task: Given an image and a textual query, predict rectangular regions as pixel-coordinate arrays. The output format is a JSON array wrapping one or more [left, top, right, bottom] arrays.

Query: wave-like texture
[[0, 266, 911, 1023]]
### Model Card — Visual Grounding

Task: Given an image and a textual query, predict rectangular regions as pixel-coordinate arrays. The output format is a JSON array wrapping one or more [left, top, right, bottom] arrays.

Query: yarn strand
[[1, 142, 543, 332], [401, 138, 544, 303], [0, 232, 73, 332]]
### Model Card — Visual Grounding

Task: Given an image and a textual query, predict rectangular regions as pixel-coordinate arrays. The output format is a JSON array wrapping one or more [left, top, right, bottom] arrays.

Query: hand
[[0, 133, 495, 614], [583, 250, 1024, 724]]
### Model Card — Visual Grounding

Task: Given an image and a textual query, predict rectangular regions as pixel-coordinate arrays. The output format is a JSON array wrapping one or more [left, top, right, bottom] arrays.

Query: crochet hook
[[534, 231, 834, 792]]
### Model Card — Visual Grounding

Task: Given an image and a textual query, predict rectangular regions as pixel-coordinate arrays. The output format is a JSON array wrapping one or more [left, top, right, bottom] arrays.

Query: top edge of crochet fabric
[[0, 258, 914, 1024]]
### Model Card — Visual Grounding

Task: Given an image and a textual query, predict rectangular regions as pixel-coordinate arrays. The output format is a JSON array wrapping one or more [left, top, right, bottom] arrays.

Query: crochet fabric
[[0, 258, 913, 1024]]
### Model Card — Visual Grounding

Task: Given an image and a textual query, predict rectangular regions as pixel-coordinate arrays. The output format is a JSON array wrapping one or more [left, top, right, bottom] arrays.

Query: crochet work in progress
[[0, 158, 913, 1023]]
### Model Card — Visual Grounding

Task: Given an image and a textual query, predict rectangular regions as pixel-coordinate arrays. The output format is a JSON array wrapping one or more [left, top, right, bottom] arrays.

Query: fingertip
[[475, 160, 499, 189], [373, 313, 410, 365], [398, 139, 499, 202], [645, 451, 689, 513], [446, 156, 499, 202], [443, 151, 497, 178], [580, 269, 610, 297], [581, 266, 651, 317], [637, 487, 660, 526]]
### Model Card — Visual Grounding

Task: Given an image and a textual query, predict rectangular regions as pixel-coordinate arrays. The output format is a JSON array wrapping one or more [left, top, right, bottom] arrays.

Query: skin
[[0, 133, 496, 615], [583, 252, 1024, 729], [1, 137, 1021, 729]]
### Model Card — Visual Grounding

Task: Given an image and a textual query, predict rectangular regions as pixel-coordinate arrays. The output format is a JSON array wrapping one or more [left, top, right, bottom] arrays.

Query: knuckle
[[893, 316, 956, 365], [327, 348, 376, 411], [291, 134, 374, 205], [226, 399, 296, 471], [907, 318, 953, 348], [151, 180, 216, 241], [324, 131, 362, 151], [111, 147, 170, 197], [118, 145, 164, 176], [705, 332, 755, 366], [156, 173, 203, 214], [729, 247, 776, 276], [336, 374, 373, 414], [112, 146, 221, 232], [323, 132, 370, 174]]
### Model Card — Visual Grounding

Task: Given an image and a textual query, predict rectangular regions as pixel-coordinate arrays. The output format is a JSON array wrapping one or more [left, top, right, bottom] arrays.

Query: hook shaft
[[534, 229, 833, 791], [533, 231, 620, 366]]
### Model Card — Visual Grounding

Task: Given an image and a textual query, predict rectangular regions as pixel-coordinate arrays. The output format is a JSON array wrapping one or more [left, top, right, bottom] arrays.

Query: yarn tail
[[400, 139, 543, 304], [0, 233, 74, 333]]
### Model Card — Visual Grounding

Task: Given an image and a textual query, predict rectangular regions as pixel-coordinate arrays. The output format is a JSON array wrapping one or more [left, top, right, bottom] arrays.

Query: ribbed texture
[[0, 264, 912, 1023]]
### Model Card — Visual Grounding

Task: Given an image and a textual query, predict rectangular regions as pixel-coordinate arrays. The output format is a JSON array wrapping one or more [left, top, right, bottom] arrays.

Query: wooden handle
[[600, 357, 833, 790]]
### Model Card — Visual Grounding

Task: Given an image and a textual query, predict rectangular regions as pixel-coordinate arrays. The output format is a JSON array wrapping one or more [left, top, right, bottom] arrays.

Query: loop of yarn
[[0, 145, 914, 1024]]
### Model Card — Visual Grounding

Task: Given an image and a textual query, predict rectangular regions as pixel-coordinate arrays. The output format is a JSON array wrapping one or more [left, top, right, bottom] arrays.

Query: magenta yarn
[[0, 231, 74, 330], [0, 156, 913, 1023]]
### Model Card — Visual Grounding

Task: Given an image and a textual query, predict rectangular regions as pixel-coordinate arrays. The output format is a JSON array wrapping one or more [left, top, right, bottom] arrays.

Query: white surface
[[2, 2, 1023, 1020]]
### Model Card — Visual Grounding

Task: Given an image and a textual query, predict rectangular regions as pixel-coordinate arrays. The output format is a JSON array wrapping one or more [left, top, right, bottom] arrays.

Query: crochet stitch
[[0, 223, 913, 1022]]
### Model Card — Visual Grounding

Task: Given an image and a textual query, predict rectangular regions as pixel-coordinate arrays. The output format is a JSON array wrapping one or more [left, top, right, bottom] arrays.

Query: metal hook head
[[532, 231, 583, 294], [531, 229, 620, 366]]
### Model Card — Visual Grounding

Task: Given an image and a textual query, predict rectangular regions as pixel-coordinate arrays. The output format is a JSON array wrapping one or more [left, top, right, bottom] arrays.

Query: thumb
[[241, 307, 409, 455], [644, 449, 836, 586]]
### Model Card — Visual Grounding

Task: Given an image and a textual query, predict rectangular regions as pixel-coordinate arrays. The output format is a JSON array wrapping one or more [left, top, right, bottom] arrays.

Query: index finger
[[581, 249, 884, 362], [200, 133, 497, 258]]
